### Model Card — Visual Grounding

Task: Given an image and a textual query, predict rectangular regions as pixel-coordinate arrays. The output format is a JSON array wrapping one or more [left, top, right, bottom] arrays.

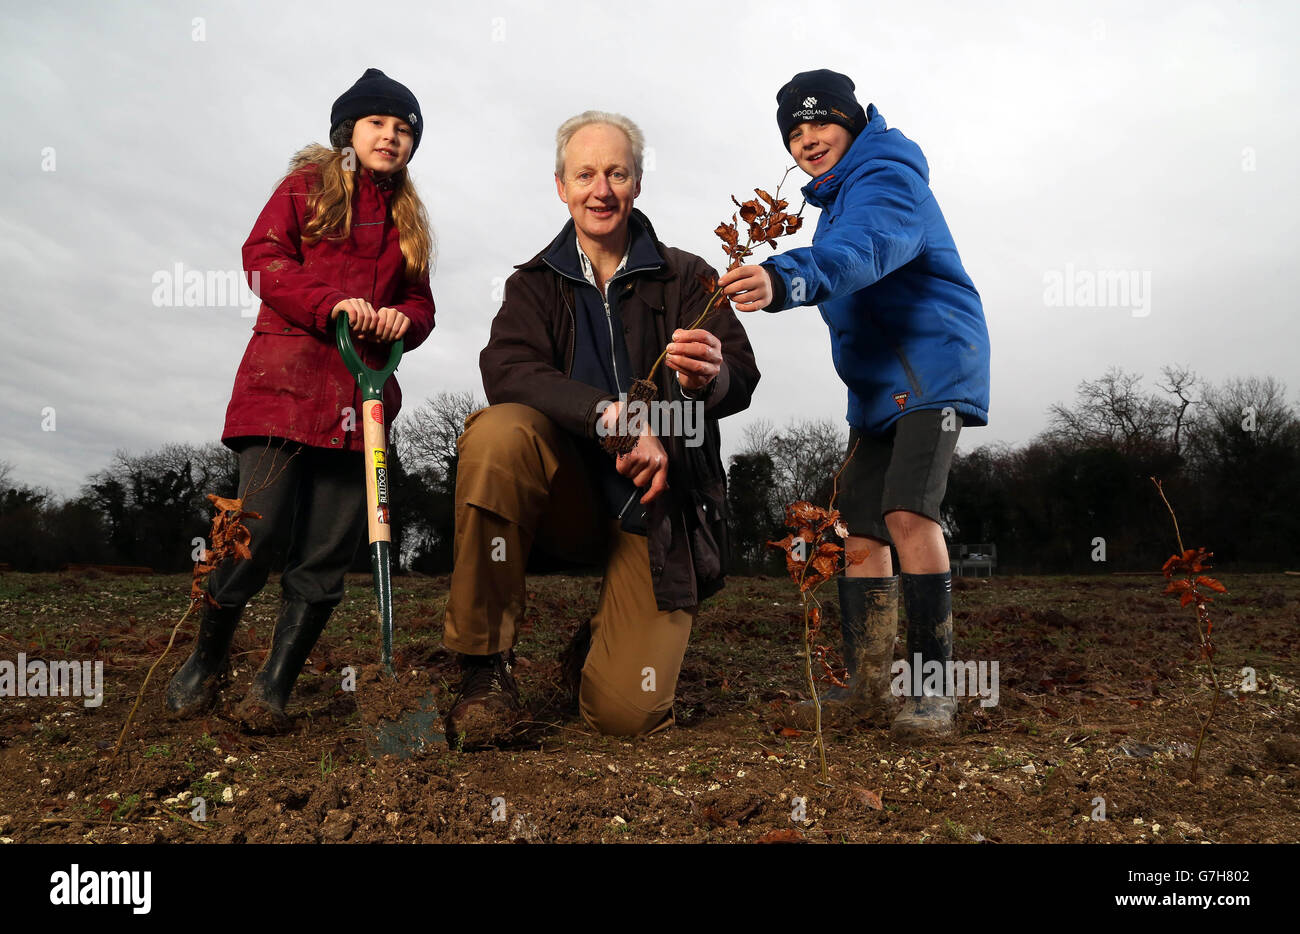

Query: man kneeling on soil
[[440, 111, 760, 746]]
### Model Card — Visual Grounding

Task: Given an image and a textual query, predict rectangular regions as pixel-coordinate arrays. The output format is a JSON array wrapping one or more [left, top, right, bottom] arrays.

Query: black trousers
[[207, 438, 365, 609]]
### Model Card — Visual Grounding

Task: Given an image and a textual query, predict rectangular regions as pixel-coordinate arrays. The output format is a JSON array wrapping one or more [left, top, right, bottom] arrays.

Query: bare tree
[[1048, 366, 1174, 451], [1191, 376, 1297, 451], [765, 418, 849, 507], [398, 390, 485, 476], [1156, 364, 1200, 456], [739, 418, 775, 457]]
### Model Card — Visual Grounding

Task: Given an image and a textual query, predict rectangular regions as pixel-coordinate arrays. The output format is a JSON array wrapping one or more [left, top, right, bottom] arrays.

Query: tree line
[[729, 366, 1299, 573], [1, 367, 1296, 574]]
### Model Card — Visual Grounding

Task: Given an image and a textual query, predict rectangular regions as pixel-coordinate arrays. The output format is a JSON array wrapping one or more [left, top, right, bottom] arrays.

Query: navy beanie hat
[[776, 69, 868, 147], [330, 68, 423, 157]]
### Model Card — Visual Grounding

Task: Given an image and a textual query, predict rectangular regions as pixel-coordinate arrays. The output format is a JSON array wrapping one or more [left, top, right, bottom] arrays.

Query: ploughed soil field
[[0, 569, 1297, 844]]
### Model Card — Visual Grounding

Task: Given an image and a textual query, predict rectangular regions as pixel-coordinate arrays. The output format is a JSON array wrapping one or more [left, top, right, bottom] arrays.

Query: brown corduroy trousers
[[442, 404, 695, 736]]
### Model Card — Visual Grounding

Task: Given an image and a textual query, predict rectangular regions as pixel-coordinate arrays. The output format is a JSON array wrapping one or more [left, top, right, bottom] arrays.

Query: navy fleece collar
[[542, 211, 664, 283]]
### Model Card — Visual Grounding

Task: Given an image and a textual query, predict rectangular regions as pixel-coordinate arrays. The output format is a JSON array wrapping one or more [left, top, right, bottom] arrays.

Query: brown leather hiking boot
[[558, 620, 592, 711], [444, 651, 521, 749]]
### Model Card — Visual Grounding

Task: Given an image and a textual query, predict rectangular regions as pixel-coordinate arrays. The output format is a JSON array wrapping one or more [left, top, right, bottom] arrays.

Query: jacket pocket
[[237, 330, 317, 401], [891, 342, 925, 400], [254, 306, 313, 337], [686, 480, 728, 589]]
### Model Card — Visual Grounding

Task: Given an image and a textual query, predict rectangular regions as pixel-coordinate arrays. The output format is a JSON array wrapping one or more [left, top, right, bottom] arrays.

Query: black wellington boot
[[836, 575, 901, 725], [891, 572, 958, 740], [235, 599, 333, 732], [782, 577, 899, 729], [165, 603, 244, 717]]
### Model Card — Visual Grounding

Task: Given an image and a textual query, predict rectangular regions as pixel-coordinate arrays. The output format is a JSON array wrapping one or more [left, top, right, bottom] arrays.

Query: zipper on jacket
[[597, 282, 621, 389], [616, 489, 639, 520], [595, 266, 649, 392]]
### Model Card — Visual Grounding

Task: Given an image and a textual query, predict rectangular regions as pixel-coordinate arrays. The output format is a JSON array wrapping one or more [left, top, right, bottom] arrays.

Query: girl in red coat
[[167, 69, 436, 730]]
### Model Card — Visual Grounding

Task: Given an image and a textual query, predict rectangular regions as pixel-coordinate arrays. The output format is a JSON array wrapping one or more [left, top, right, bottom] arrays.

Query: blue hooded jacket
[[763, 105, 990, 434]]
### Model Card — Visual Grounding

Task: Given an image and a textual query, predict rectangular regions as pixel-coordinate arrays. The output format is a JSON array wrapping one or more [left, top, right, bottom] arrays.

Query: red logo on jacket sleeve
[[892, 391, 909, 410]]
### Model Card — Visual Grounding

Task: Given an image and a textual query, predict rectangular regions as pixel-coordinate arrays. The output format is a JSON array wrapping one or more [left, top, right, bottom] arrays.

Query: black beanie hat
[[776, 69, 868, 148], [330, 68, 423, 157]]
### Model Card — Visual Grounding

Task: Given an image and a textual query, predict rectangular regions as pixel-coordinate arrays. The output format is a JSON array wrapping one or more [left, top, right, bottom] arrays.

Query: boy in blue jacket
[[719, 69, 990, 738]]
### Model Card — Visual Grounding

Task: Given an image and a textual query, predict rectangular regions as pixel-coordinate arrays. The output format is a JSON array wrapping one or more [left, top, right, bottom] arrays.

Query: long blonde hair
[[284, 134, 433, 281]]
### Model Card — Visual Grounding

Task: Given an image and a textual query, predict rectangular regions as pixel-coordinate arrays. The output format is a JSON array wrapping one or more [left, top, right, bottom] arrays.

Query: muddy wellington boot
[[235, 599, 333, 732], [165, 603, 244, 717], [784, 576, 899, 729], [891, 571, 958, 740], [444, 651, 522, 749]]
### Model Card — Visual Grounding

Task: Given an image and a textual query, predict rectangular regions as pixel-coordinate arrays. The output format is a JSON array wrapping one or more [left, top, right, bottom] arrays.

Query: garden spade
[[336, 315, 443, 757]]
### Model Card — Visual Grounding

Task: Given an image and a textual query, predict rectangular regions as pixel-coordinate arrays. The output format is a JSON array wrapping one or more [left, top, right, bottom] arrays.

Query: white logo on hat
[[803, 96, 817, 107], [408, 112, 418, 125]]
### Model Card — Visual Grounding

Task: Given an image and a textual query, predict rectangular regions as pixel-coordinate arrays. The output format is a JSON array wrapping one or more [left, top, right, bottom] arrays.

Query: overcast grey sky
[[2, 0, 1297, 497]]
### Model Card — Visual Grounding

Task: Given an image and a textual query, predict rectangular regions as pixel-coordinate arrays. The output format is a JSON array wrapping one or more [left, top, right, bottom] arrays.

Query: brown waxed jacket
[[479, 210, 760, 610]]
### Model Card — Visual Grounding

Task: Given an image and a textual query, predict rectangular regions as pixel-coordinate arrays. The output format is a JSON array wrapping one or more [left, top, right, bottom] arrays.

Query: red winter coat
[[222, 163, 436, 452]]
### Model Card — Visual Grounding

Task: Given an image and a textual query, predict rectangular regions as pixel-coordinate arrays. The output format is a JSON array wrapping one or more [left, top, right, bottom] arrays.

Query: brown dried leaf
[[844, 548, 870, 566], [849, 786, 883, 810]]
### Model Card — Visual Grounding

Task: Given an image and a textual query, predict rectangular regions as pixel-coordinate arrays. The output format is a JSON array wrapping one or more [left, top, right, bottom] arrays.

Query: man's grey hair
[[555, 111, 645, 179]]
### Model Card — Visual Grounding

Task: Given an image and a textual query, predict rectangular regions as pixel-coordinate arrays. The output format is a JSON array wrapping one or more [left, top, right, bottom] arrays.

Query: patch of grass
[[143, 743, 171, 759], [187, 778, 223, 801], [986, 747, 1024, 770], [941, 818, 969, 841], [684, 758, 719, 778], [38, 723, 72, 746], [111, 793, 141, 821]]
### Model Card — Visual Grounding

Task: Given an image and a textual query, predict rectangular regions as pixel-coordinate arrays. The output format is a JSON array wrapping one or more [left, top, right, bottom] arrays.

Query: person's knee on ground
[[579, 673, 675, 737]]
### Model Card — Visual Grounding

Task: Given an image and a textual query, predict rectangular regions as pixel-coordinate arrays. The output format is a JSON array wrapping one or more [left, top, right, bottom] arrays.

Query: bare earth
[[0, 570, 1296, 844]]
